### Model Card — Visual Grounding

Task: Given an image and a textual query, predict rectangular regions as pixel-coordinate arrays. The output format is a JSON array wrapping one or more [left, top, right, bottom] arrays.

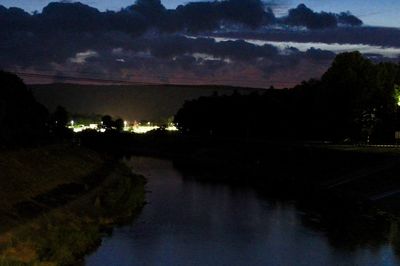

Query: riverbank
[[0, 145, 146, 265]]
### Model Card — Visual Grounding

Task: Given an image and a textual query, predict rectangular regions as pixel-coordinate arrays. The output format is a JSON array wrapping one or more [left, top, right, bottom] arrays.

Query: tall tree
[[0, 71, 48, 145]]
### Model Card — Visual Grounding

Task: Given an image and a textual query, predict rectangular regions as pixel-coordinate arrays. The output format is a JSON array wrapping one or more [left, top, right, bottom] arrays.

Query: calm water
[[85, 157, 400, 266]]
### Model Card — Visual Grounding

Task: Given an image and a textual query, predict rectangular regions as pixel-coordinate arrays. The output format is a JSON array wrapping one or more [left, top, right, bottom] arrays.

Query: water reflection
[[85, 157, 400, 266]]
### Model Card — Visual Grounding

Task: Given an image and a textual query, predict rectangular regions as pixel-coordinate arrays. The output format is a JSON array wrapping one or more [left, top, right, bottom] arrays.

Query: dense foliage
[[175, 52, 400, 143], [0, 71, 48, 145]]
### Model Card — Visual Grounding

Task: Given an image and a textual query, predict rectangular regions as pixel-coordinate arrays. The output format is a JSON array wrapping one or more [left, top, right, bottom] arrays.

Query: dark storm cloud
[[0, 5, 32, 31], [213, 26, 400, 48], [62, 35, 336, 78], [337, 12, 363, 26], [281, 4, 362, 29], [1, 0, 267, 35], [145, 35, 279, 61], [99, 34, 336, 66], [0, 1, 363, 36], [0, 0, 390, 87], [172, 0, 273, 32], [304, 48, 336, 60]]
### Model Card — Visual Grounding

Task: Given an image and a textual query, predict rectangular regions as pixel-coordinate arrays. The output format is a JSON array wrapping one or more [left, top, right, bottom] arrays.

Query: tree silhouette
[[174, 52, 400, 143], [101, 115, 113, 130], [114, 118, 124, 132], [52, 106, 69, 129], [0, 71, 48, 145]]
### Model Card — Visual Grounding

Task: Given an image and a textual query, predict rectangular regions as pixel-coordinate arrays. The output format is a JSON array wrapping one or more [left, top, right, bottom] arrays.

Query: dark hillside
[[30, 83, 261, 121]]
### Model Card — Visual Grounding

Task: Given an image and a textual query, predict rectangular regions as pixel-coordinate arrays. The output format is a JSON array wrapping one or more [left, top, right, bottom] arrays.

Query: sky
[[1, 0, 400, 89], [1, 0, 399, 27]]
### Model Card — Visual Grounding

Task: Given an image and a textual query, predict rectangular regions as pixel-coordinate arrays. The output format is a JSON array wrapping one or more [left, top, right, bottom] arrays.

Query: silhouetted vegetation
[[0, 71, 48, 146], [175, 52, 400, 143], [0, 71, 81, 146], [101, 115, 125, 132], [114, 118, 124, 132], [52, 106, 69, 129], [101, 115, 113, 130], [50, 105, 73, 138]]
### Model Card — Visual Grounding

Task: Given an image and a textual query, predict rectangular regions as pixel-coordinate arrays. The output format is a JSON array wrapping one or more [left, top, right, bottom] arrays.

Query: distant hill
[[30, 84, 262, 122]]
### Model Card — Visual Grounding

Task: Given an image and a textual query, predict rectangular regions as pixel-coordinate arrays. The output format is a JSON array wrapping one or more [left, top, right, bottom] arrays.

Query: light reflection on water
[[85, 157, 399, 266]]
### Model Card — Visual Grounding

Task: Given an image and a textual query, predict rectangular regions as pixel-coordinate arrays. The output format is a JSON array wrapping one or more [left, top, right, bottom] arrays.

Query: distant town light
[[67, 121, 177, 134], [166, 125, 179, 131], [132, 124, 159, 134], [395, 86, 400, 106]]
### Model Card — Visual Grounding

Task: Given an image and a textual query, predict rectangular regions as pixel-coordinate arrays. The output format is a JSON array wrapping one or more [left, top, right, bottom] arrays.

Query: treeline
[[175, 52, 400, 143], [0, 71, 76, 147], [0, 71, 131, 147], [0, 71, 49, 146], [2, 51, 400, 145]]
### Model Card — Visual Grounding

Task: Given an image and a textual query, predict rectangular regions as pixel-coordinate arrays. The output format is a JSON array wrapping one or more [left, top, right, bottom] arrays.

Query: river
[[85, 157, 400, 266]]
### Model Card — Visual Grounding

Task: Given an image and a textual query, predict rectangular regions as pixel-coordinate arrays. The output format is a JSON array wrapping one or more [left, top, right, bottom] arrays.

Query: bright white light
[[132, 125, 159, 134], [123, 121, 130, 132], [68, 123, 101, 132], [67, 122, 173, 134], [166, 125, 179, 131]]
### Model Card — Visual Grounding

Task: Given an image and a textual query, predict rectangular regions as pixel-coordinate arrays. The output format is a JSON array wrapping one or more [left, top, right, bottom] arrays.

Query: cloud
[[211, 36, 400, 58], [69, 50, 99, 64], [211, 26, 400, 48], [0, 1, 363, 36], [304, 48, 336, 60], [282, 4, 337, 29], [173, 0, 272, 32], [337, 12, 363, 26], [0, 1, 391, 88], [281, 4, 362, 29]]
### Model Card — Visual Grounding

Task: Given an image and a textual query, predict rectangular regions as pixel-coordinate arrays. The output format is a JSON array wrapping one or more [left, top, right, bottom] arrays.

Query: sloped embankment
[[0, 145, 146, 265]]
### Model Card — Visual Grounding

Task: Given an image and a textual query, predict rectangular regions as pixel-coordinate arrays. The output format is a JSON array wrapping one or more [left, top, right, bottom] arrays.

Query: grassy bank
[[0, 145, 146, 265]]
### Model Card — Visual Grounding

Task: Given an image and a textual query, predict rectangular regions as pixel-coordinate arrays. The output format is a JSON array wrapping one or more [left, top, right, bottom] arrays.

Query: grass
[[0, 145, 146, 266], [0, 145, 103, 211]]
